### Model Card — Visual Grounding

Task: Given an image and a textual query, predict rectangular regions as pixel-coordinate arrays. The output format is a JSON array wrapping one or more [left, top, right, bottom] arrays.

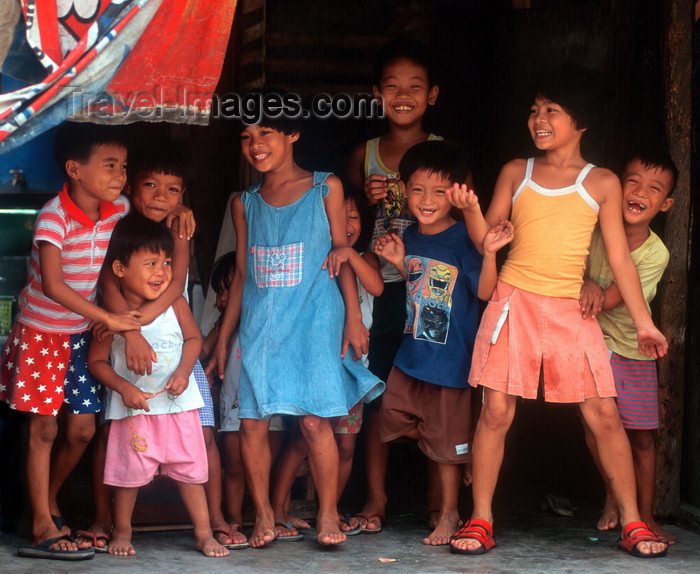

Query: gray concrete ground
[[1, 510, 698, 573]]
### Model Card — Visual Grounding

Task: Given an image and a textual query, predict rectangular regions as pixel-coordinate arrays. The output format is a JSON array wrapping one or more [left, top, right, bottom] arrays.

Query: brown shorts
[[378, 366, 473, 463]]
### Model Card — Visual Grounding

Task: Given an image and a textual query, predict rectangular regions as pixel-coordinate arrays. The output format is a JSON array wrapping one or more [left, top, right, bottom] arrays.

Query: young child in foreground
[[579, 151, 677, 544], [347, 37, 443, 535], [76, 141, 232, 551], [269, 183, 384, 536], [87, 213, 228, 558], [208, 106, 384, 547], [0, 123, 139, 560], [373, 140, 510, 546], [448, 69, 669, 559]]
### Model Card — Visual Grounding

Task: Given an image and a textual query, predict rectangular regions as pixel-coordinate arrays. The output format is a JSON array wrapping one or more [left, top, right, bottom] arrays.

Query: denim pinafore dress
[[237, 172, 384, 419]]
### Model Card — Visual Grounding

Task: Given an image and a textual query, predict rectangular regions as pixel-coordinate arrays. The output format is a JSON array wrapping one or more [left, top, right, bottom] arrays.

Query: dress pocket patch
[[252, 242, 304, 287]]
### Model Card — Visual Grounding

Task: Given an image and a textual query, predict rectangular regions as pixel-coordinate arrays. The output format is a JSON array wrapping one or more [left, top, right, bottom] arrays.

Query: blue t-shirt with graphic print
[[393, 222, 481, 389]]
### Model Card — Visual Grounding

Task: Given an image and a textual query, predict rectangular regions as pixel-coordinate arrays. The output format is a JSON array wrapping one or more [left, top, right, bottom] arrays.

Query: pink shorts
[[469, 281, 615, 403], [104, 410, 207, 487]]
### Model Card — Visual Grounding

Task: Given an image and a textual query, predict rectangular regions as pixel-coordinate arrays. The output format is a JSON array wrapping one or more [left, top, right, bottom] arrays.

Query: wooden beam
[[656, 0, 692, 518]]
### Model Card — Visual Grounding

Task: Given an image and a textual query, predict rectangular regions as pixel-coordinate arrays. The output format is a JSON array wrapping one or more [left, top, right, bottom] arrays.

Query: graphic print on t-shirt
[[404, 256, 457, 344]]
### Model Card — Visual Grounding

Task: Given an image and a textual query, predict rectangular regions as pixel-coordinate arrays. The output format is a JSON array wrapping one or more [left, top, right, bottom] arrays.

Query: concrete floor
[[1, 509, 698, 574]]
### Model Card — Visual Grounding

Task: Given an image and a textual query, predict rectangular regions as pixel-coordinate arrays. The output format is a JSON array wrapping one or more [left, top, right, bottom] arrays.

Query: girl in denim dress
[[210, 114, 383, 548]]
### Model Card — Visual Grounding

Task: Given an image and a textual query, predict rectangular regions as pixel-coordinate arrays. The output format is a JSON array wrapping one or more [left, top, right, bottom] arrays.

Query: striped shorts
[[610, 352, 659, 430]]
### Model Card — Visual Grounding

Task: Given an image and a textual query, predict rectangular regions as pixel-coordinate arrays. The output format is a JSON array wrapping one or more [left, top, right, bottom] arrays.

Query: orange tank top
[[499, 158, 599, 299]]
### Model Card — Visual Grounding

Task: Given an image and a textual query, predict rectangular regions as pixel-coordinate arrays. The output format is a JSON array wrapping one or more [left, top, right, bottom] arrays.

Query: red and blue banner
[[0, 0, 237, 152]]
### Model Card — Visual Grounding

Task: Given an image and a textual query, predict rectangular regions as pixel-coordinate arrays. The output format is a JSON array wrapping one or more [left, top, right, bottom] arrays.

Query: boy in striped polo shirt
[[0, 123, 140, 560], [579, 150, 677, 545]]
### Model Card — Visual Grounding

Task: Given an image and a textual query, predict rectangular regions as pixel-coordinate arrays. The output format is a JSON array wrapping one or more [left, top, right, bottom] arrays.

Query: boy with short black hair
[[374, 140, 510, 546], [0, 122, 139, 560], [347, 37, 443, 534], [580, 150, 677, 544]]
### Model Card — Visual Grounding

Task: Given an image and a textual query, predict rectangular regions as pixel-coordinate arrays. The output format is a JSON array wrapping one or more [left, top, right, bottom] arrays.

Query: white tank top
[[105, 306, 204, 420]]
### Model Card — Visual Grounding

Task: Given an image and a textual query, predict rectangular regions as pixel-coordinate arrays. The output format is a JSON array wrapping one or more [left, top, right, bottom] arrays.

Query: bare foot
[[288, 515, 311, 530], [426, 509, 440, 529], [423, 512, 460, 546], [249, 514, 276, 548], [643, 517, 677, 545], [213, 523, 248, 547], [108, 536, 135, 556], [196, 533, 230, 557], [317, 515, 346, 546], [596, 494, 619, 531]]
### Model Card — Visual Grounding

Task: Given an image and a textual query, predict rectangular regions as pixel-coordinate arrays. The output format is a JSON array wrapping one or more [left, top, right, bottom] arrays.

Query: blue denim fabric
[[238, 172, 384, 419]]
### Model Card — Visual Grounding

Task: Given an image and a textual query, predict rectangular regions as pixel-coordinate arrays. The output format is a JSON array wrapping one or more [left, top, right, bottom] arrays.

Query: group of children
[[0, 38, 677, 561]]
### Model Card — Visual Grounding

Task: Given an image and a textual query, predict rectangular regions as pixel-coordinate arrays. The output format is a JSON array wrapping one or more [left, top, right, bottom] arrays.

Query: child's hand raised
[[165, 368, 189, 396], [483, 217, 514, 254], [373, 233, 405, 268], [446, 183, 480, 211], [579, 279, 604, 319], [365, 174, 390, 205], [121, 383, 153, 411], [636, 325, 668, 360], [323, 247, 355, 278]]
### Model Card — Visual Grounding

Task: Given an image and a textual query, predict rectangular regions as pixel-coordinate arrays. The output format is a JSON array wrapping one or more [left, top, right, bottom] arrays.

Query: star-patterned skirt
[[0, 322, 101, 416]]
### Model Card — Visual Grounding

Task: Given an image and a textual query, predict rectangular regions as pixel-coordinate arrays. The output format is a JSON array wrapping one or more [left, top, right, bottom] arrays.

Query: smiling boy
[[580, 150, 677, 544], [373, 141, 483, 546], [0, 123, 139, 560]]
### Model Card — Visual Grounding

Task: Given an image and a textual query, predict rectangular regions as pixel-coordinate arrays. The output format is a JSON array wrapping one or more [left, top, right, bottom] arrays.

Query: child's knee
[[480, 393, 515, 430], [628, 428, 655, 452], [67, 415, 96, 445], [336, 436, 356, 463], [300, 415, 330, 437], [30, 415, 59, 443]]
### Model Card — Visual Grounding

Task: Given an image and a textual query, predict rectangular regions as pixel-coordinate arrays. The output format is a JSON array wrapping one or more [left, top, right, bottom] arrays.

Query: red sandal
[[449, 519, 496, 555], [619, 521, 667, 558]]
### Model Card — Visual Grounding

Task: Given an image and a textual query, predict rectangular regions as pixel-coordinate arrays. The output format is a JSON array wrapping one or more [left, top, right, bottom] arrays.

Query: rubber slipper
[[275, 520, 304, 541], [213, 526, 249, 549], [450, 519, 497, 555], [340, 513, 362, 536], [74, 530, 110, 553], [51, 514, 70, 532], [353, 512, 384, 534], [619, 521, 667, 558], [17, 535, 95, 561]]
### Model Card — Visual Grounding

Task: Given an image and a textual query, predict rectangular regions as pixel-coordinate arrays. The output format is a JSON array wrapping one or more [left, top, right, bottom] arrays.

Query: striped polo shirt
[[17, 185, 129, 334]]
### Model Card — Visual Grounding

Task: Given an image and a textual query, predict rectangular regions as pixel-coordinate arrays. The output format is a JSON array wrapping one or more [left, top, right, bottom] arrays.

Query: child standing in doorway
[[448, 69, 669, 559], [209, 107, 384, 547], [580, 150, 677, 544], [347, 37, 442, 534]]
